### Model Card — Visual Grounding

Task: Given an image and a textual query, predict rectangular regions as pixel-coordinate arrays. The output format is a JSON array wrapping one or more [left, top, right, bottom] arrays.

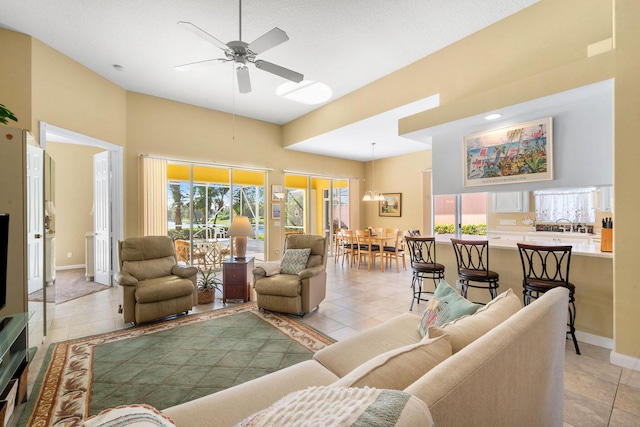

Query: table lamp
[[227, 216, 255, 259]]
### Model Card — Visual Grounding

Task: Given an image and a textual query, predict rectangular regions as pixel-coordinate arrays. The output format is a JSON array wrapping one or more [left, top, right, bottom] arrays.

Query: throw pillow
[[279, 248, 311, 275], [236, 386, 433, 427], [82, 404, 176, 427], [428, 288, 522, 353], [331, 335, 451, 390], [417, 298, 451, 337], [417, 280, 480, 338]]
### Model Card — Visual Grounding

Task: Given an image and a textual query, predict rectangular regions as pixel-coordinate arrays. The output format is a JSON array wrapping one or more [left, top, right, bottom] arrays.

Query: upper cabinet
[[491, 191, 530, 213], [599, 186, 612, 212]]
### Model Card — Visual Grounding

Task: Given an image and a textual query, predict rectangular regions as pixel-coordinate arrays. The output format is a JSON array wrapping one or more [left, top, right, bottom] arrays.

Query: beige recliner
[[253, 234, 328, 316], [115, 236, 198, 324]]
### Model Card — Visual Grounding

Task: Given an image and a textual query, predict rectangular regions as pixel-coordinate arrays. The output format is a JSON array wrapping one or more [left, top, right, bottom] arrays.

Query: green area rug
[[21, 303, 334, 426]]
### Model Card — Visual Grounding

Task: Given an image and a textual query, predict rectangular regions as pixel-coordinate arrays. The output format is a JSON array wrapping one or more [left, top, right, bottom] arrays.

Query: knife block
[[600, 228, 613, 252]]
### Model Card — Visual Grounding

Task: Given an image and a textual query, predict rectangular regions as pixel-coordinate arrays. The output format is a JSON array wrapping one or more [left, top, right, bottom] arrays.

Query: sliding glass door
[[168, 162, 265, 266]]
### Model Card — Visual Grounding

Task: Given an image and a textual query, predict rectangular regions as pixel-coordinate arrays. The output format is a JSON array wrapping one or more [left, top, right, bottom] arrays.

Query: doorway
[[38, 122, 123, 300]]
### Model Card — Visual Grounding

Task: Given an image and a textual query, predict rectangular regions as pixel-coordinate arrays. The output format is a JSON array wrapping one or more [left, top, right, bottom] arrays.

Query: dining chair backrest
[[384, 228, 399, 238], [408, 230, 421, 237], [450, 238, 492, 278], [405, 236, 437, 266], [517, 243, 572, 285]]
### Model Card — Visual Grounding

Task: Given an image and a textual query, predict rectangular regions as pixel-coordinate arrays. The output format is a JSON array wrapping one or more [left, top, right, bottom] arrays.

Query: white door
[[93, 151, 111, 285], [27, 144, 44, 294]]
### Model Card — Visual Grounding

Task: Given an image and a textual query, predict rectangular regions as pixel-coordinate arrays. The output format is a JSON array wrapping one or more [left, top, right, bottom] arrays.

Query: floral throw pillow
[[418, 298, 452, 338], [417, 280, 480, 338], [280, 248, 312, 275]]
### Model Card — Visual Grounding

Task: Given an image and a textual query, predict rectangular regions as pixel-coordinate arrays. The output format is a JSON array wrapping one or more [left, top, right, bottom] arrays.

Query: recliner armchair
[[115, 235, 198, 324], [253, 234, 328, 316]]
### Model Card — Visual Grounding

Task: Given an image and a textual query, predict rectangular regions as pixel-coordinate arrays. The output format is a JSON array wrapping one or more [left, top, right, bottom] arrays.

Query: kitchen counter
[[434, 234, 613, 341]]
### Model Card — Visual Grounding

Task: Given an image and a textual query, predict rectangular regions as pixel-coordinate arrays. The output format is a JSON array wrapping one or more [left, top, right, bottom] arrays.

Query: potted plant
[[0, 104, 18, 125], [197, 267, 222, 304]]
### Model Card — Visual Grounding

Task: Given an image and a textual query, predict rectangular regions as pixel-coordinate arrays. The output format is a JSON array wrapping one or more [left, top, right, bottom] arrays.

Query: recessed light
[[276, 81, 332, 105], [485, 113, 502, 120]]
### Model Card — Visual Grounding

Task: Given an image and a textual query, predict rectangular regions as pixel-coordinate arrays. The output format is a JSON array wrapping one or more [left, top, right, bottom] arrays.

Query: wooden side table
[[222, 257, 254, 303]]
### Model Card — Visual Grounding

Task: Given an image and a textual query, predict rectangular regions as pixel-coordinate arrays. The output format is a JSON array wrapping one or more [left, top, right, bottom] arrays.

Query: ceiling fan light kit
[[176, 0, 303, 94]]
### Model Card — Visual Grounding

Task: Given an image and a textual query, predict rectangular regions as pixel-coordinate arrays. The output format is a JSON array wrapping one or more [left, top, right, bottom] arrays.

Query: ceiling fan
[[175, 0, 304, 93]]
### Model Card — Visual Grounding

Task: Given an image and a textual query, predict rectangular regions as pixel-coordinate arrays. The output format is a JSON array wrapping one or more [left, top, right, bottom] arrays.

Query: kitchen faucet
[[556, 218, 574, 232]]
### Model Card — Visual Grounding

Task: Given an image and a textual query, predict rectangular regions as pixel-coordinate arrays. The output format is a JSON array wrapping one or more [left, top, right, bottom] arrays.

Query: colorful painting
[[463, 117, 553, 187]]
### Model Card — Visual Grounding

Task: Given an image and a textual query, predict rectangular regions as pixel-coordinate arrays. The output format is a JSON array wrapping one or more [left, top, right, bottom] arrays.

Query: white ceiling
[[0, 0, 539, 161]]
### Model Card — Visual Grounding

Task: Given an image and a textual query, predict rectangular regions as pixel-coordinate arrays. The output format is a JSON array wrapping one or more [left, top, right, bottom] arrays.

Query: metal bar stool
[[450, 238, 499, 303], [517, 243, 580, 354], [405, 236, 445, 310]]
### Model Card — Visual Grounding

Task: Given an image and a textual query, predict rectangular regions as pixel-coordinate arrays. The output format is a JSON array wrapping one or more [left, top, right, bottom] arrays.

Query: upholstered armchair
[[253, 234, 328, 316], [115, 236, 198, 324]]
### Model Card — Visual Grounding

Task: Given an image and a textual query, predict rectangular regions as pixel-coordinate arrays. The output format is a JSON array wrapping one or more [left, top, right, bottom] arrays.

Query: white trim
[[55, 264, 85, 270], [39, 122, 124, 286], [611, 351, 640, 372], [575, 330, 613, 349]]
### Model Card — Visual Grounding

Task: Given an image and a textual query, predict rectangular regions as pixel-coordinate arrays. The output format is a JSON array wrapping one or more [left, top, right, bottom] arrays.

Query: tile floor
[[24, 260, 640, 426]]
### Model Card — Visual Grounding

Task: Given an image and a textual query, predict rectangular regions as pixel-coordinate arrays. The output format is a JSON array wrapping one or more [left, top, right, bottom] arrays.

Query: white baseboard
[[55, 264, 85, 271], [575, 330, 613, 349], [610, 351, 640, 372]]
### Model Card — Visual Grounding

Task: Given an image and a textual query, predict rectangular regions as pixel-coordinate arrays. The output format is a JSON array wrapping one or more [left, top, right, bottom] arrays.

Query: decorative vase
[[197, 289, 215, 304]]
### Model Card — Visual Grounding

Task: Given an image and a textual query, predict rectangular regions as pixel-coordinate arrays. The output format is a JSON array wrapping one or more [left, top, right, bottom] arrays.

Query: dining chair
[[340, 229, 359, 268], [383, 230, 406, 272], [517, 243, 580, 354], [408, 229, 421, 237], [334, 228, 347, 264], [450, 238, 499, 303], [405, 236, 445, 310], [355, 229, 380, 271]]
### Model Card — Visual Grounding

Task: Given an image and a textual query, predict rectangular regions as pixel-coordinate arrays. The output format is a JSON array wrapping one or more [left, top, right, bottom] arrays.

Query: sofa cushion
[[280, 248, 312, 274], [331, 335, 451, 390], [253, 275, 301, 297], [135, 277, 195, 303], [314, 313, 422, 377], [83, 403, 176, 426], [123, 256, 176, 281], [428, 288, 522, 353], [237, 386, 433, 427]]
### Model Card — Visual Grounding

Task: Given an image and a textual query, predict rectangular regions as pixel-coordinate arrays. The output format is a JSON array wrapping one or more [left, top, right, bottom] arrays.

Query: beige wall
[[45, 142, 103, 267], [361, 150, 432, 231]]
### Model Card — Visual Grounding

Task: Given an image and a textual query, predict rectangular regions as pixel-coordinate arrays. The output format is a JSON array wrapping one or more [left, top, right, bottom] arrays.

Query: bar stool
[[450, 238, 499, 303], [405, 236, 445, 310], [517, 243, 580, 354]]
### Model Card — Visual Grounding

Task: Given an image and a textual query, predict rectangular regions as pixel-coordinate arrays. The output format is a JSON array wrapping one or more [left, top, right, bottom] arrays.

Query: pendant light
[[362, 143, 385, 201]]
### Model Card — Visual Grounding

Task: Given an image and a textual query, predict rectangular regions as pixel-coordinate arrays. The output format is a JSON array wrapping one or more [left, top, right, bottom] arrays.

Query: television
[[0, 214, 8, 310]]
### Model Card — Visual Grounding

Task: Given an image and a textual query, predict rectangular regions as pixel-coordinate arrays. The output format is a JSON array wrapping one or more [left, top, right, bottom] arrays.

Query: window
[[434, 193, 487, 236], [534, 187, 596, 224]]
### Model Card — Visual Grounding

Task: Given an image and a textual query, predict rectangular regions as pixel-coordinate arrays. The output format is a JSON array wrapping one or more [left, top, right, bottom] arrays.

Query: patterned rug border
[[24, 303, 334, 426]]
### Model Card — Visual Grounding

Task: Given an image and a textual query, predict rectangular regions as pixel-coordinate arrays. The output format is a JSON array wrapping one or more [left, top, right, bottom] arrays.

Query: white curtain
[[534, 188, 596, 223], [140, 156, 168, 236]]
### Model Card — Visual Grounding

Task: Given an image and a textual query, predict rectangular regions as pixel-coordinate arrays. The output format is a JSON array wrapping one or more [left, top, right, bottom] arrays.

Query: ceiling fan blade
[[237, 66, 252, 93], [175, 58, 227, 71], [248, 27, 289, 54], [254, 60, 303, 83], [177, 20, 229, 51]]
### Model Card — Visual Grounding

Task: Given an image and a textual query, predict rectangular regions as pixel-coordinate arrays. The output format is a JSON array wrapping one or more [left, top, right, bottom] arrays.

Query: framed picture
[[272, 203, 281, 219], [463, 117, 553, 187], [272, 185, 283, 202], [379, 193, 402, 217]]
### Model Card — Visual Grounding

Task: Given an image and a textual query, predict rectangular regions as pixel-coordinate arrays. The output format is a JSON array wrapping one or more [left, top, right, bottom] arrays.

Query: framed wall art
[[272, 203, 281, 219], [463, 117, 553, 187], [379, 193, 402, 217], [271, 185, 283, 202]]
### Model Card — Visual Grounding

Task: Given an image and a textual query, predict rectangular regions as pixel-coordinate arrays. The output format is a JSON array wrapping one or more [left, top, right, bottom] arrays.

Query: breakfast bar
[[433, 235, 613, 342]]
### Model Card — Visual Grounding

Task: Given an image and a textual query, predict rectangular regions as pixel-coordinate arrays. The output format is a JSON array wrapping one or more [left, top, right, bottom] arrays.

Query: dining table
[[360, 232, 397, 272]]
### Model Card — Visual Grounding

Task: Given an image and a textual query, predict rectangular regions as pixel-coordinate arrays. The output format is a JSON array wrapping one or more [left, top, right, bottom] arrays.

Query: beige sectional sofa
[[164, 287, 568, 426]]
